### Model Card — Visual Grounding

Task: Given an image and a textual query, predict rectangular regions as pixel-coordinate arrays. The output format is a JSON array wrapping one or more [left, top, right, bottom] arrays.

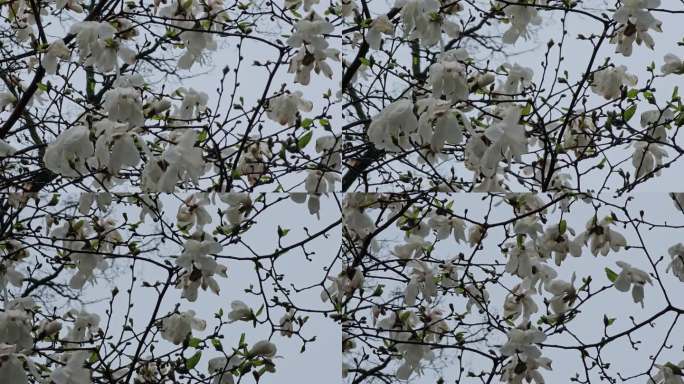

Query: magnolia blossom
[[44, 125, 94, 177], [538, 223, 582, 266], [591, 65, 638, 100], [392, 235, 429, 260], [279, 309, 296, 337], [395, 0, 459, 47], [65, 310, 101, 345], [177, 193, 212, 230], [395, 341, 434, 380], [482, 106, 529, 171], [220, 193, 253, 227], [93, 119, 141, 175], [464, 283, 489, 313], [50, 220, 108, 289], [614, 261, 653, 307], [50, 351, 91, 384], [667, 243, 684, 282], [266, 91, 313, 126], [291, 169, 340, 216], [321, 267, 364, 303], [102, 86, 145, 128], [416, 98, 469, 160], [227, 300, 252, 323], [496, 63, 534, 96], [500, 327, 546, 358], [161, 310, 207, 345], [150, 129, 206, 192], [503, 284, 539, 322], [287, 12, 339, 85], [367, 99, 418, 152], [546, 274, 577, 319], [70, 21, 136, 72], [0, 344, 28, 384], [248, 340, 277, 358], [497, 0, 542, 44], [632, 141, 668, 179], [342, 193, 377, 238], [42, 40, 71, 74], [427, 211, 466, 243], [611, 0, 662, 56], [404, 260, 438, 305], [428, 48, 469, 102], [501, 354, 552, 384], [662, 54, 684, 75], [176, 235, 226, 302], [648, 361, 684, 384], [208, 356, 242, 384], [576, 216, 627, 257], [0, 92, 16, 110], [366, 15, 394, 49]]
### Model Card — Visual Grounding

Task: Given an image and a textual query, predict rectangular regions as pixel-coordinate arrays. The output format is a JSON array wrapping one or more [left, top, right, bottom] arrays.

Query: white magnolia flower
[[392, 235, 430, 260], [661, 54, 684, 75], [174, 87, 209, 121], [632, 141, 668, 179], [539, 222, 582, 266], [500, 327, 545, 358], [428, 48, 469, 102], [667, 243, 684, 282], [220, 193, 253, 227], [0, 92, 16, 111], [614, 261, 652, 307], [591, 65, 638, 99], [497, 1, 542, 44], [482, 106, 529, 170], [161, 310, 206, 345], [563, 117, 597, 157], [102, 86, 145, 127], [366, 15, 394, 50], [248, 340, 277, 358], [285, 0, 319, 11], [93, 119, 141, 175], [546, 274, 577, 319], [416, 98, 469, 161], [266, 91, 313, 126], [70, 21, 135, 72], [395, 341, 434, 380], [428, 211, 466, 243], [0, 307, 33, 351], [287, 12, 338, 85], [0, 344, 28, 384], [176, 193, 212, 230], [503, 284, 539, 322], [496, 63, 534, 96], [176, 235, 226, 302], [44, 125, 94, 177], [367, 99, 418, 152], [648, 361, 684, 384], [65, 310, 100, 345], [50, 220, 108, 289], [612, 0, 662, 56], [279, 309, 296, 337], [153, 130, 206, 192], [464, 283, 489, 313], [395, 0, 459, 47], [208, 356, 242, 384], [41, 40, 71, 74], [227, 300, 253, 323], [505, 241, 538, 279], [321, 267, 364, 303], [576, 216, 627, 256], [342, 193, 377, 238], [404, 260, 438, 306], [50, 351, 91, 384], [502, 354, 552, 384]]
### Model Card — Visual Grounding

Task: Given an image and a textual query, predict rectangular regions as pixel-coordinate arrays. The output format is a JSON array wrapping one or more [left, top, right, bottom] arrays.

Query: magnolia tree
[[1, 0, 684, 383]]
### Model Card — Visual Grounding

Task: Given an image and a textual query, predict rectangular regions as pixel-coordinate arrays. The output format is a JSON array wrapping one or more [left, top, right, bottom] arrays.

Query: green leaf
[[188, 337, 201, 348], [603, 314, 616, 326], [605, 267, 618, 283], [297, 130, 313, 149], [559, 219, 567, 235], [185, 351, 202, 369], [277, 225, 290, 237], [623, 105, 637, 122], [301, 118, 313, 129], [211, 338, 223, 351]]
